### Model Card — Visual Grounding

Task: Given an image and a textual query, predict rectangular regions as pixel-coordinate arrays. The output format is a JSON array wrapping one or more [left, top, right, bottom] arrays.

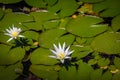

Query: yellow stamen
[[12, 31, 19, 37], [58, 53, 65, 60]]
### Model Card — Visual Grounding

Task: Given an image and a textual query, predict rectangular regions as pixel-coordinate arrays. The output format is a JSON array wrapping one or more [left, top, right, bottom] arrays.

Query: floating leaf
[[0, 62, 23, 80], [71, 45, 93, 59], [25, 0, 47, 8], [48, 0, 78, 17], [0, 44, 25, 65], [91, 32, 120, 54], [39, 29, 66, 48], [101, 70, 112, 80], [114, 57, 120, 69], [59, 66, 80, 80], [97, 58, 110, 67], [0, 8, 4, 20], [111, 15, 120, 32], [90, 69, 102, 80], [80, 0, 104, 3], [30, 65, 58, 80], [23, 11, 59, 30], [112, 72, 120, 80], [77, 61, 93, 80], [0, 12, 34, 31], [67, 15, 108, 37], [23, 31, 39, 40], [0, 0, 22, 4], [30, 48, 58, 65], [93, 0, 120, 17], [88, 59, 97, 65]]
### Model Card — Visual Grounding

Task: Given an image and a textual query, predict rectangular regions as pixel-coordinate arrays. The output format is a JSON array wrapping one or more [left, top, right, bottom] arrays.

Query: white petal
[[59, 43, 62, 50], [68, 50, 74, 55], [65, 56, 71, 59], [62, 42, 66, 50], [65, 46, 70, 55], [53, 44, 58, 51], [60, 59, 64, 63], [18, 35, 24, 38], [7, 38, 13, 42], [49, 55, 57, 59], [50, 49, 57, 55]]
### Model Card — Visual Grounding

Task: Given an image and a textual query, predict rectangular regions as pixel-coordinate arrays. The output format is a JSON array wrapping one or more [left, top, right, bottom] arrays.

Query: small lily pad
[[30, 65, 58, 80], [0, 44, 25, 65], [112, 15, 120, 32], [30, 48, 58, 65], [39, 29, 66, 48], [0, 0, 22, 4], [0, 62, 23, 80], [91, 32, 120, 54], [67, 15, 108, 37]]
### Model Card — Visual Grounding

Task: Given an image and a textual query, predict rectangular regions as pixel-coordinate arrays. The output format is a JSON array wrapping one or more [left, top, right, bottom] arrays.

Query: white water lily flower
[[49, 43, 74, 63], [4, 25, 24, 42]]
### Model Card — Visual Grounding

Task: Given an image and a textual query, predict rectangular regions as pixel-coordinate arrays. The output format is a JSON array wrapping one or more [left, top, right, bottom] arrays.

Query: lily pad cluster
[[0, 0, 120, 80]]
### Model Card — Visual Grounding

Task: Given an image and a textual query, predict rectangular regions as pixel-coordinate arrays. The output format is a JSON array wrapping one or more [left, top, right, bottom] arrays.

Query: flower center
[[58, 53, 65, 60], [11, 31, 19, 38]]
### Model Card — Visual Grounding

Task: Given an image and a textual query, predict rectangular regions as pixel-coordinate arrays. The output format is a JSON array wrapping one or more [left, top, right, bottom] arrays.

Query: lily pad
[[114, 57, 120, 69], [39, 29, 66, 48], [90, 69, 102, 80], [71, 45, 93, 59], [0, 0, 22, 4], [48, 0, 78, 17], [0, 62, 23, 80], [30, 65, 58, 80], [93, 0, 120, 17], [91, 32, 120, 54], [0, 12, 34, 31], [23, 11, 59, 30], [0, 8, 4, 20], [30, 48, 58, 65], [101, 70, 112, 80], [0, 44, 25, 65], [80, 0, 104, 3], [111, 15, 120, 32], [67, 15, 108, 37]]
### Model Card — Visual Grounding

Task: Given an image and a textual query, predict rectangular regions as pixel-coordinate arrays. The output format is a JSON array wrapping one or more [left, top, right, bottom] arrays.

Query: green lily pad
[[114, 57, 120, 69], [48, 0, 78, 17], [101, 70, 112, 80], [67, 15, 108, 37], [77, 61, 93, 80], [93, 0, 120, 17], [0, 8, 4, 20], [111, 15, 120, 32], [0, 44, 25, 65], [30, 48, 58, 65], [97, 58, 110, 67], [91, 32, 120, 54], [25, 0, 46, 8], [0, 62, 23, 80], [59, 66, 80, 80], [112, 72, 120, 80], [0, 12, 34, 31], [39, 29, 66, 48], [44, 0, 57, 6], [71, 45, 93, 59], [23, 11, 59, 30], [90, 69, 102, 80], [43, 20, 60, 29], [80, 0, 104, 3], [0, 0, 22, 4], [30, 65, 58, 80], [23, 31, 39, 40]]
